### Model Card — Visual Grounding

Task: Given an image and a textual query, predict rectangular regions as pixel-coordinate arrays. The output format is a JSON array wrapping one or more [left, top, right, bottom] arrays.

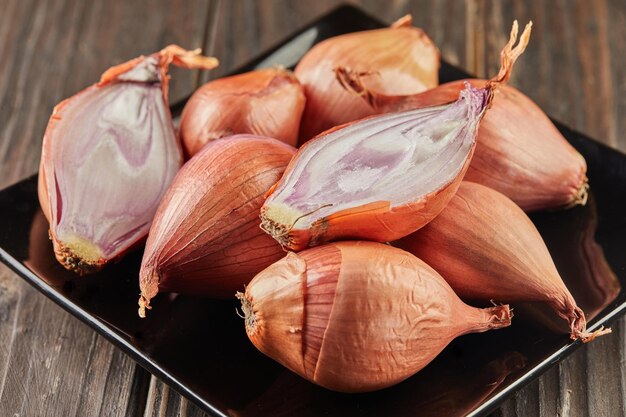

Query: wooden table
[[1, 1, 624, 415]]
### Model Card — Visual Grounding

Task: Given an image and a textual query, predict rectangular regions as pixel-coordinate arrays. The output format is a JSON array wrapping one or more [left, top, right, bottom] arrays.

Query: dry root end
[[138, 295, 152, 319], [53, 237, 105, 275], [566, 178, 589, 208], [573, 326, 612, 343], [259, 215, 292, 249], [486, 305, 513, 329], [260, 203, 332, 250], [568, 306, 611, 342], [236, 291, 257, 334]]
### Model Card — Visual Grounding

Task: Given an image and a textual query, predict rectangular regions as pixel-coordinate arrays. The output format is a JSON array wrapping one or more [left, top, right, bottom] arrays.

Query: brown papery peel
[[260, 21, 530, 251], [138, 135, 295, 317], [295, 15, 439, 142], [337, 22, 587, 212], [179, 67, 305, 158], [38, 45, 218, 274], [395, 182, 610, 342], [237, 241, 512, 393]]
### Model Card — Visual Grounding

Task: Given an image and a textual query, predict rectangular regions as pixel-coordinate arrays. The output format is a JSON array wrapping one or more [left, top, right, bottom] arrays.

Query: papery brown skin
[[260, 21, 531, 251], [237, 241, 512, 393], [394, 181, 610, 342], [138, 134, 295, 317], [295, 15, 439, 142], [38, 45, 218, 275], [179, 67, 305, 157], [336, 74, 588, 211]]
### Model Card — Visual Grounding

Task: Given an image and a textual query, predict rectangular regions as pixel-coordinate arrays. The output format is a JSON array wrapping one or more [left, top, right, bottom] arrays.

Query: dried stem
[[390, 14, 412, 29], [485, 20, 533, 91]]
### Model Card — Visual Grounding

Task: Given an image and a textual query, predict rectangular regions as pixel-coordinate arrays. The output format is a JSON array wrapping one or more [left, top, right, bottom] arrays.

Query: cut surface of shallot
[[238, 241, 512, 393], [38, 45, 218, 274], [260, 87, 484, 250]]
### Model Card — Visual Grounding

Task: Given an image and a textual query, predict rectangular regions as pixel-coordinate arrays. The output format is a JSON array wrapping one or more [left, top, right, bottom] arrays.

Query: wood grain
[[1, 0, 625, 416]]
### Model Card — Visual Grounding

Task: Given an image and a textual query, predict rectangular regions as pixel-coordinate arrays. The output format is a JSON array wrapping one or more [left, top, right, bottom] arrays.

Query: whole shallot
[[394, 181, 610, 342], [138, 135, 295, 317], [295, 15, 439, 142], [260, 21, 531, 251], [336, 38, 586, 211], [237, 241, 512, 393], [179, 67, 305, 157], [38, 46, 218, 274]]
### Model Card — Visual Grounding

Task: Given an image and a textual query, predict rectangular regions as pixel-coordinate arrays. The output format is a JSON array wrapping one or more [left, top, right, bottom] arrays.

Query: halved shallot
[[138, 135, 295, 317], [394, 181, 610, 342], [336, 41, 586, 211], [38, 45, 218, 274], [237, 241, 512, 393], [295, 15, 439, 142], [260, 21, 531, 251], [179, 67, 305, 157]]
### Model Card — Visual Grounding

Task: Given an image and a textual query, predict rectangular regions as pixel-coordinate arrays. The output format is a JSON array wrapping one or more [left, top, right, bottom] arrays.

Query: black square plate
[[1, 5, 626, 417]]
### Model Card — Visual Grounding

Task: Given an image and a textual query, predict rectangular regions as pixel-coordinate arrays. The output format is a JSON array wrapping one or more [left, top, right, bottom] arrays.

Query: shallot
[[394, 181, 610, 342], [138, 135, 295, 317], [295, 15, 439, 142], [38, 45, 218, 274], [179, 67, 305, 157], [237, 241, 511, 393], [260, 21, 531, 251]]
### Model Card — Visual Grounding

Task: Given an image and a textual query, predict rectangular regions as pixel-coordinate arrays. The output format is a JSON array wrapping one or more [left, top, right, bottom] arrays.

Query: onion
[[295, 15, 439, 142], [179, 67, 305, 157], [336, 46, 586, 212], [237, 241, 512, 393], [394, 181, 610, 342], [138, 134, 295, 317], [38, 45, 218, 274], [260, 22, 531, 251]]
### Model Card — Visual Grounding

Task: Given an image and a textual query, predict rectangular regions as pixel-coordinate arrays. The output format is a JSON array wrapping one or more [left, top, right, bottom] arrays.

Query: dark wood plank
[[0, 266, 137, 417], [0, 0, 213, 415]]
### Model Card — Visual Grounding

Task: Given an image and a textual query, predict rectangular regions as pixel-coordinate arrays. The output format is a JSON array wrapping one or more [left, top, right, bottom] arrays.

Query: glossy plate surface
[[1, 6, 626, 417]]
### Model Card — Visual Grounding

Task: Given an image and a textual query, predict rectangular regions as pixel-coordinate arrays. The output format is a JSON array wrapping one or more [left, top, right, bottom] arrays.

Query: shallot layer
[[238, 241, 511, 393]]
